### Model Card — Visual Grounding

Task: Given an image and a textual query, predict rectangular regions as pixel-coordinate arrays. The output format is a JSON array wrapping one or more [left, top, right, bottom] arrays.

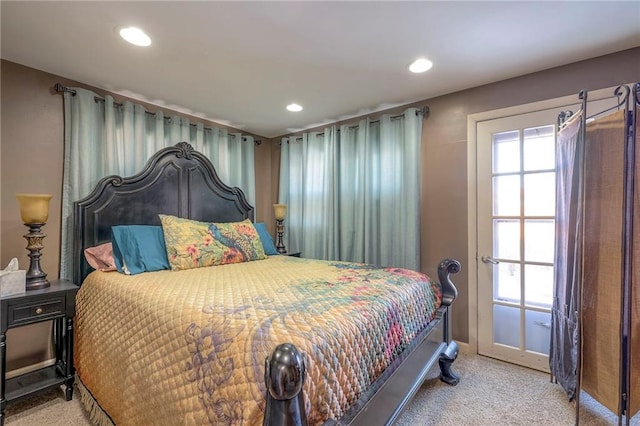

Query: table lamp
[[273, 204, 287, 254], [16, 193, 53, 290]]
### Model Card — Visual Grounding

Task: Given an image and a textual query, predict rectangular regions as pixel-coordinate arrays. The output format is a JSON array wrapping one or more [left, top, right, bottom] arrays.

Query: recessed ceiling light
[[409, 58, 433, 73], [286, 103, 303, 112], [119, 27, 152, 47]]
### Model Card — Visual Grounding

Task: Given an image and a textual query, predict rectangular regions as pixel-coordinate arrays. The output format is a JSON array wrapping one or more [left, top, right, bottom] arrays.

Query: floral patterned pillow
[[159, 215, 267, 271]]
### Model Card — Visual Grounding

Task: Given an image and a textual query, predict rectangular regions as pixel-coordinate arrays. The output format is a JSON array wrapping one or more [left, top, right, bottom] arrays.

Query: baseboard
[[456, 341, 471, 355]]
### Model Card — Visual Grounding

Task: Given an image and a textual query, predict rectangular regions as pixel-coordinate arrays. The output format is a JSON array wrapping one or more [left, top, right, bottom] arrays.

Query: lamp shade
[[16, 193, 53, 223], [273, 204, 287, 221]]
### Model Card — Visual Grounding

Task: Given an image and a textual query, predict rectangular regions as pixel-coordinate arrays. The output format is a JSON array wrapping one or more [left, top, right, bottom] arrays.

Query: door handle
[[534, 321, 551, 329], [481, 255, 500, 265]]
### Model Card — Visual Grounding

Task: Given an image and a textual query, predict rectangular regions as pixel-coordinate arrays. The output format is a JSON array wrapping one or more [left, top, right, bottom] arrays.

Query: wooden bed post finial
[[263, 343, 308, 426], [437, 258, 460, 306]]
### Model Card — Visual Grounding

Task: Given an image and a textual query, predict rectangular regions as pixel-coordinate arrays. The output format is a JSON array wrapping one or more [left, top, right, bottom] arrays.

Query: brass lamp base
[[24, 222, 50, 291]]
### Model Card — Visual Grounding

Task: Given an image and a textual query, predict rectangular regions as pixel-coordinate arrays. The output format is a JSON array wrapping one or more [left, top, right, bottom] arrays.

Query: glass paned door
[[476, 96, 620, 372], [477, 110, 560, 372]]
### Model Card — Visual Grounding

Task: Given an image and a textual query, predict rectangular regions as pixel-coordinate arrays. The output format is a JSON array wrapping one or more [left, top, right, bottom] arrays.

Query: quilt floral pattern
[[75, 256, 441, 426], [183, 259, 441, 424]]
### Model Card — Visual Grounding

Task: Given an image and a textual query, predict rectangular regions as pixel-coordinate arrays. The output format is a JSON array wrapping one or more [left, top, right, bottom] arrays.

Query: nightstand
[[286, 252, 301, 257], [0, 280, 78, 425]]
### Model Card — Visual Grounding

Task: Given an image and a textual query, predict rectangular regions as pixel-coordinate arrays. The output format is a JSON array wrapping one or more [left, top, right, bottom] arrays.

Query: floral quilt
[[74, 256, 442, 425]]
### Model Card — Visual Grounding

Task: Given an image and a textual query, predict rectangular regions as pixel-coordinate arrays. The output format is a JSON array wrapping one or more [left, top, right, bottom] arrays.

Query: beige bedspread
[[75, 256, 441, 425]]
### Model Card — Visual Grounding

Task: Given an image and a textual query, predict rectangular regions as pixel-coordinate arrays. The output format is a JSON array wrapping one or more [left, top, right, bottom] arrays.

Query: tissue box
[[0, 270, 26, 297]]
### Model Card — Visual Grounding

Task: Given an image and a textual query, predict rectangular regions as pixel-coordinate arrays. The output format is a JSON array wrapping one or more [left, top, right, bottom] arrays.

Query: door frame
[[466, 86, 618, 355]]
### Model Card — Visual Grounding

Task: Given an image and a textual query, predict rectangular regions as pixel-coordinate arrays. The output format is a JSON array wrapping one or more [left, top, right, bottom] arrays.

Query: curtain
[[549, 110, 584, 400], [279, 108, 422, 270], [631, 107, 640, 417], [278, 129, 340, 260], [60, 87, 255, 280]]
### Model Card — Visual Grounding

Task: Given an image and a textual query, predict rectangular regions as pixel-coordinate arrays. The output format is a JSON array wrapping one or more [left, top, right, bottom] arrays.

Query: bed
[[72, 142, 461, 425]]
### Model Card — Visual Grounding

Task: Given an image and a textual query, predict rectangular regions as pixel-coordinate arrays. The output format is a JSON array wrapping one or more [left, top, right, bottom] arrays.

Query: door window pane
[[493, 175, 520, 216], [525, 310, 551, 355], [524, 172, 555, 216], [524, 219, 554, 263], [493, 131, 520, 173], [523, 126, 555, 171], [494, 304, 520, 348], [494, 219, 520, 260], [495, 262, 521, 303], [524, 264, 553, 308]]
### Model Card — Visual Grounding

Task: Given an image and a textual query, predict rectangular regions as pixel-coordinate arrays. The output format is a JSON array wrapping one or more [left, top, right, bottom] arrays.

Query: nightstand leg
[[54, 317, 63, 362], [1, 333, 6, 426], [64, 318, 74, 401]]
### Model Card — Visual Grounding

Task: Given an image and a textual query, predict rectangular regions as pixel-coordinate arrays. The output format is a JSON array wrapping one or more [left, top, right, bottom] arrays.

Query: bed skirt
[[76, 373, 115, 426]]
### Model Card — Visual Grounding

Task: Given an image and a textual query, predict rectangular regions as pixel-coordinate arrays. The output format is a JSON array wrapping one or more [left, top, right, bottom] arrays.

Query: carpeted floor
[[5, 353, 637, 425]]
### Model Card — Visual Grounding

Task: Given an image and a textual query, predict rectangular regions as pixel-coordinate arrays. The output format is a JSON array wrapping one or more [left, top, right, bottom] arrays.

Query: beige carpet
[[5, 353, 637, 425]]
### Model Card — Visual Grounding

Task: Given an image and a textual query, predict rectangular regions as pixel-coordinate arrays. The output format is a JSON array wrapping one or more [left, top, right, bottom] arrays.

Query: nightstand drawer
[[8, 298, 65, 326]]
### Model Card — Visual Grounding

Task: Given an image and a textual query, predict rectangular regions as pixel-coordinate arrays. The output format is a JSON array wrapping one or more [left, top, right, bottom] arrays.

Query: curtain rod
[[54, 83, 262, 145], [588, 85, 630, 120], [558, 84, 634, 129], [283, 106, 429, 143]]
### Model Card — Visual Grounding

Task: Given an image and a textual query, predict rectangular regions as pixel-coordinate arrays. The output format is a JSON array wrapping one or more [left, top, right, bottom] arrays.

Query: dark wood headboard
[[73, 142, 254, 284]]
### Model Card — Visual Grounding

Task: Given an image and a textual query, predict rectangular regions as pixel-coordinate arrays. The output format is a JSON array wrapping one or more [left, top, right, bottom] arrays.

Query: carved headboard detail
[[73, 142, 254, 284]]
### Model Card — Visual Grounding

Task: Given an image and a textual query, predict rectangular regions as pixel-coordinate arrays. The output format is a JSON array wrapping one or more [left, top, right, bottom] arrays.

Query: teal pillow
[[254, 222, 279, 256], [112, 225, 170, 275]]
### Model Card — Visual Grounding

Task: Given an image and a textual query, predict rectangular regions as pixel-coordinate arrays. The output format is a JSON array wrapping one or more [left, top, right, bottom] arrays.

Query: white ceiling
[[2, 1, 639, 138]]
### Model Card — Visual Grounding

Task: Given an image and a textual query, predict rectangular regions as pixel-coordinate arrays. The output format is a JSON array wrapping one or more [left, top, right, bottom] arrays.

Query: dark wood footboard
[[264, 258, 461, 426]]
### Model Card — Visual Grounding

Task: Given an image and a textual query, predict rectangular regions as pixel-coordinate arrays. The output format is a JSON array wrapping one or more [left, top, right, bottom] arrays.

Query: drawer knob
[[35, 307, 43, 314]]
